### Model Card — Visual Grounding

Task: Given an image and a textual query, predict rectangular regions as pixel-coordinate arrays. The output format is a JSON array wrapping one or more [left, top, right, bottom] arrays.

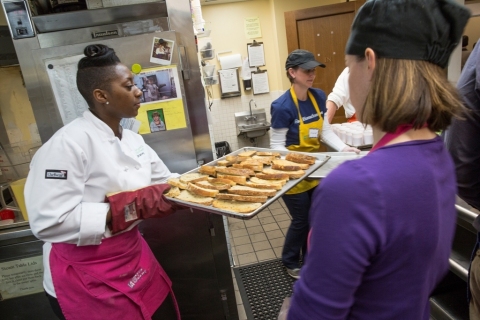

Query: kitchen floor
[[224, 198, 291, 320]]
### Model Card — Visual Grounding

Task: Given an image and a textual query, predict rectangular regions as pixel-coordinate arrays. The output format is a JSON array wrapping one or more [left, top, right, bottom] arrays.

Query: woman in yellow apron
[[270, 49, 359, 279]]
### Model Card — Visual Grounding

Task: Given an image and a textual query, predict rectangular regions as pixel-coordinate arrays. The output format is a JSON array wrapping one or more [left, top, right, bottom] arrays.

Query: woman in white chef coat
[[25, 44, 180, 320]]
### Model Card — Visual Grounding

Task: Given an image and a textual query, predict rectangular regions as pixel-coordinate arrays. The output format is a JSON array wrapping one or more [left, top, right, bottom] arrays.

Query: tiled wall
[[207, 91, 283, 153]]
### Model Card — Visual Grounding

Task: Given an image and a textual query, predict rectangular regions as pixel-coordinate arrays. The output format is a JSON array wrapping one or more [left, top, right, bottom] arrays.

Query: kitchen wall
[[201, 0, 344, 151], [0, 10, 41, 183]]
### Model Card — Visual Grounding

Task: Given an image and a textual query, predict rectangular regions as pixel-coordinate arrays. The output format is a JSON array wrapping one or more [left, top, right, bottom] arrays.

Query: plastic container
[[10, 178, 28, 221]]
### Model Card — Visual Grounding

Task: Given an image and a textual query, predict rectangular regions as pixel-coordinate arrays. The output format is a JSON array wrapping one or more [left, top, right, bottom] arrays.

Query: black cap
[[345, 0, 471, 68], [285, 49, 326, 70]]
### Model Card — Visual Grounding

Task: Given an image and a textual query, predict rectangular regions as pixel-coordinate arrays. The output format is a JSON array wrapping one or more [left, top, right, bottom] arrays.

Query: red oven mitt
[[106, 184, 176, 234]]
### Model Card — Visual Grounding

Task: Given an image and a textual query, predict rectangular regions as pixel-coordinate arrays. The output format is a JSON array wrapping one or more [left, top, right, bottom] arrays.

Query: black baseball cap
[[345, 0, 470, 68], [285, 49, 326, 70]]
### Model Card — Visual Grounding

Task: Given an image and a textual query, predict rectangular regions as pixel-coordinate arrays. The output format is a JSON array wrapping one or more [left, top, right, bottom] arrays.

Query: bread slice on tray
[[168, 178, 188, 189], [217, 174, 247, 185], [208, 177, 236, 186], [215, 166, 255, 177], [187, 183, 219, 197], [272, 159, 310, 170], [198, 165, 217, 176], [180, 173, 209, 184], [217, 160, 230, 166], [225, 155, 238, 162], [194, 180, 231, 191], [244, 181, 283, 190], [233, 162, 263, 172], [212, 199, 262, 213], [175, 190, 213, 206], [215, 193, 268, 203], [255, 172, 290, 181], [256, 151, 281, 157], [165, 186, 181, 198], [251, 155, 275, 165], [262, 168, 305, 179], [227, 185, 277, 197], [285, 152, 316, 165], [237, 150, 257, 157], [249, 176, 287, 187]]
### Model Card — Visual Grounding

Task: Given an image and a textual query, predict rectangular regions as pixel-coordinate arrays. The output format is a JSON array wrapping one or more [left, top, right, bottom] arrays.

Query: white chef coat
[[25, 110, 178, 297], [327, 67, 356, 119]]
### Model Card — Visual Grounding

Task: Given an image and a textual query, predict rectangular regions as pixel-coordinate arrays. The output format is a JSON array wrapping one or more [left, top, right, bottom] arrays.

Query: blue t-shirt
[[270, 88, 326, 147]]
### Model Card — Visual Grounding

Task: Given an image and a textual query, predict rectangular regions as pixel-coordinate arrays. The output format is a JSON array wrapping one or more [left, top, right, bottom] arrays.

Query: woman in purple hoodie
[[286, 0, 470, 319]]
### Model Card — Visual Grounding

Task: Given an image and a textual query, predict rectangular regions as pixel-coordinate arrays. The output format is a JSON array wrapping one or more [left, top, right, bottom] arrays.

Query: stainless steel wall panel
[[37, 17, 169, 48], [32, 1, 168, 33], [167, 0, 214, 165], [14, 29, 198, 171]]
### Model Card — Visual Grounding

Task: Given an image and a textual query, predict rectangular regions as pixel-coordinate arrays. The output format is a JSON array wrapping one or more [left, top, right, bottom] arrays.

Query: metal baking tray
[[165, 147, 330, 220], [308, 151, 368, 179]]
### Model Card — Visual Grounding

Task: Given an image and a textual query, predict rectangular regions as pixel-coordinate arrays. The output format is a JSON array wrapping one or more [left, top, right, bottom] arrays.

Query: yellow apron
[[286, 87, 323, 195]]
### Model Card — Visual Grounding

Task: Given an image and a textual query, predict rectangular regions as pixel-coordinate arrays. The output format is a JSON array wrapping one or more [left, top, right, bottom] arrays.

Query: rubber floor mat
[[233, 259, 295, 320]]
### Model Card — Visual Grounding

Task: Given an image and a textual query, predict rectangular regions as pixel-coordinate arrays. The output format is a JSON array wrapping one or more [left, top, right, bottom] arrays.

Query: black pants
[[46, 292, 177, 319]]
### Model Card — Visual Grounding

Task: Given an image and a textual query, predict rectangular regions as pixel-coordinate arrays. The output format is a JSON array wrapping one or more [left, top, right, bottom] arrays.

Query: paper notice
[[252, 71, 269, 95], [245, 17, 262, 39], [45, 55, 89, 125], [219, 69, 240, 93], [0, 256, 44, 300]]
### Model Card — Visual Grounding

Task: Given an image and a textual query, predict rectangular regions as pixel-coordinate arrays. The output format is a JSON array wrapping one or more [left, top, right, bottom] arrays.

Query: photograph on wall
[[150, 37, 175, 65], [147, 109, 166, 133], [133, 66, 187, 134], [134, 67, 179, 103]]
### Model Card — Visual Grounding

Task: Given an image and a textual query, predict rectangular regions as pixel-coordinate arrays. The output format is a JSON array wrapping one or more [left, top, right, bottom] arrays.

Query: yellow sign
[[137, 100, 187, 134], [133, 65, 186, 134], [245, 17, 262, 39]]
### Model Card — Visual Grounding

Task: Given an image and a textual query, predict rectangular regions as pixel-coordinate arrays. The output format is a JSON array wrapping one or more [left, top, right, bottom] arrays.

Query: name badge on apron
[[309, 128, 319, 139]]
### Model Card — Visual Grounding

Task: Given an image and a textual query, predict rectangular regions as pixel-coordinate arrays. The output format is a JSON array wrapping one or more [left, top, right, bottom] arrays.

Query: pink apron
[[50, 227, 180, 320], [307, 124, 415, 249]]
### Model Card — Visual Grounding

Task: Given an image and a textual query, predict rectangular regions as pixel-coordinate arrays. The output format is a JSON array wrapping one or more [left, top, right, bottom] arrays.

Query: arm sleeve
[[25, 133, 108, 246], [321, 117, 347, 151], [288, 162, 385, 320], [270, 128, 289, 151], [327, 68, 350, 111]]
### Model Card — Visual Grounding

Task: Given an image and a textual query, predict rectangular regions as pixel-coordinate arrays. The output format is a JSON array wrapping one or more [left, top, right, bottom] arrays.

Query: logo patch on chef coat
[[45, 170, 68, 179], [135, 145, 145, 158]]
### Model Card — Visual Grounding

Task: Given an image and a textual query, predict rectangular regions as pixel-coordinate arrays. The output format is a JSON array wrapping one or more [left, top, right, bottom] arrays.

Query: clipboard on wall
[[251, 68, 269, 95], [247, 40, 265, 67]]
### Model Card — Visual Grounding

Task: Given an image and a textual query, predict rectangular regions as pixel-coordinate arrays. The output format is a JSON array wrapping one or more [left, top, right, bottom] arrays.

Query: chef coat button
[[135, 165, 140, 170], [124, 166, 129, 171]]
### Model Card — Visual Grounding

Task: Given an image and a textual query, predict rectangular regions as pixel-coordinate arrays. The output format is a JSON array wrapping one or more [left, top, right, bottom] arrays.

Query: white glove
[[341, 146, 361, 154]]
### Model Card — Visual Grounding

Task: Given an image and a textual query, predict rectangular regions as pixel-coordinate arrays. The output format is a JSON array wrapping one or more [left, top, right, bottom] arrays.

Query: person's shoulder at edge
[[271, 89, 293, 109]]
